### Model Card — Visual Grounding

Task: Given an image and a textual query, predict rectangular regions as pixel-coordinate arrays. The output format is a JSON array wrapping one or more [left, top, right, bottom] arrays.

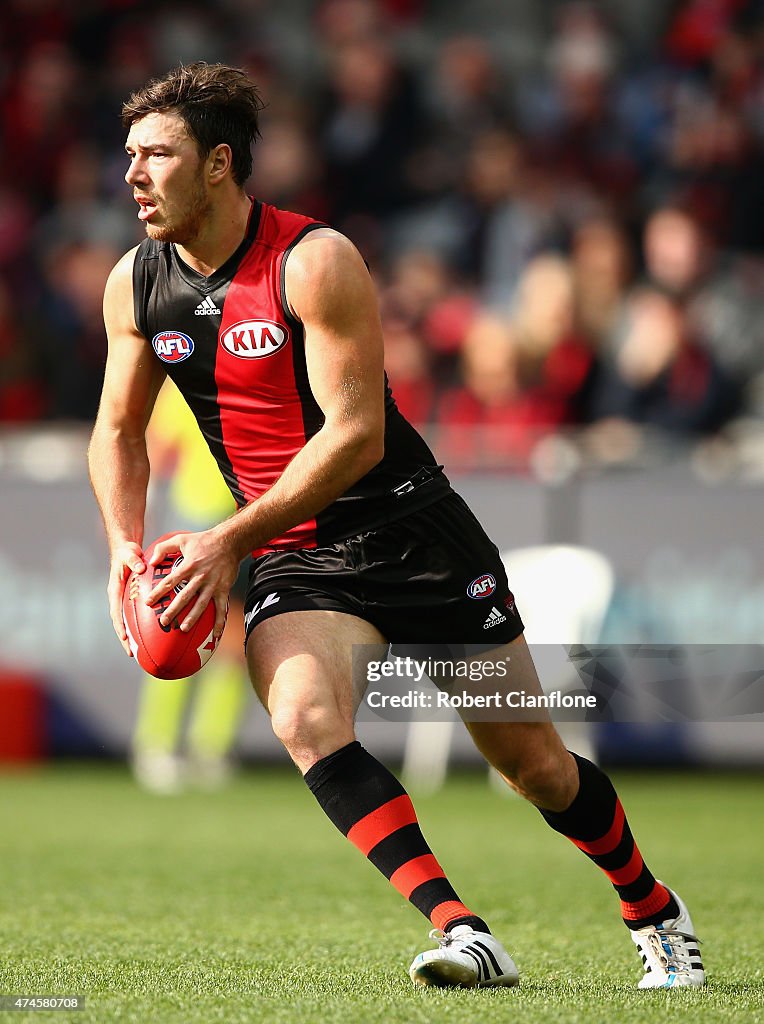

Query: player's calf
[[467, 720, 579, 811]]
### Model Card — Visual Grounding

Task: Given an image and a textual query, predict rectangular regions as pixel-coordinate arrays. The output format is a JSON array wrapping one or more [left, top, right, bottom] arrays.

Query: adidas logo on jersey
[[483, 606, 507, 629], [195, 296, 221, 315]]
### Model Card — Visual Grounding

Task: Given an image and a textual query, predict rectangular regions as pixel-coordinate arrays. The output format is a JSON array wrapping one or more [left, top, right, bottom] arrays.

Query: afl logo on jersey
[[152, 330, 194, 364], [220, 319, 288, 359], [467, 573, 497, 599]]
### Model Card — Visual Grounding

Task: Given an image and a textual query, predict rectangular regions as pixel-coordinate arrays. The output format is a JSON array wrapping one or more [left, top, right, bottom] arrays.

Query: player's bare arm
[[88, 246, 166, 654], [146, 229, 385, 633]]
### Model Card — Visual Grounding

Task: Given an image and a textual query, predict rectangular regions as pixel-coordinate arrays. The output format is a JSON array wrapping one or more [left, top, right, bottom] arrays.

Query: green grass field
[[0, 765, 762, 1024]]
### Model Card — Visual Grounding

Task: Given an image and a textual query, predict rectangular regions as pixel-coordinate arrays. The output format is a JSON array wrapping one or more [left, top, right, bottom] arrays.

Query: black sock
[[304, 741, 490, 933], [538, 752, 679, 929]]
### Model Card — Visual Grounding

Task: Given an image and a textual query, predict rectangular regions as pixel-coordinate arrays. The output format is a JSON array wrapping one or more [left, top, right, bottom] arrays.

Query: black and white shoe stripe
[[687, 948, 704, 970], [409, 928, 520, 988], [454, 939, 505, 983]]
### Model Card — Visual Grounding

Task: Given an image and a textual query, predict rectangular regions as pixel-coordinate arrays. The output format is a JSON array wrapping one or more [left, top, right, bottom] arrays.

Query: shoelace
[[428, 928, 452, 946], [641, 927, 698, 974]]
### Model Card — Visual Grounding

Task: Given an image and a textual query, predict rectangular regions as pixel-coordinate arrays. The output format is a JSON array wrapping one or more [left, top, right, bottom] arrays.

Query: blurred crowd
[[2, 0, 764, 469]]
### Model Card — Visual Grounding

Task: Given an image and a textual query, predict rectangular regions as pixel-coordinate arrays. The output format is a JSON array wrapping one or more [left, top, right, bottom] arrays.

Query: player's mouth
[[135, 195, 159, 221]]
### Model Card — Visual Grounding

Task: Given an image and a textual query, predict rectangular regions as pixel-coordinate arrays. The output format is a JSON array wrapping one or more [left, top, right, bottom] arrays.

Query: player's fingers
[[146, 563, 188, 606], [109, 602, 130, 652], [159, 576, 202, 627], [212, 594, 229, 639], [115, 620, 132, 657], [178, 582, 214, 633], [149, 534, 185, 566], [107, 579, 131, 656], [147, 577, 169, 606], [118, 542, 146, 575], [107, 549, 144, 657]]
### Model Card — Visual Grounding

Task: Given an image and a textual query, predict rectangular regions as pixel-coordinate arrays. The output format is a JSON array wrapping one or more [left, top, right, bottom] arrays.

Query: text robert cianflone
[[365, 690, 598, 710]]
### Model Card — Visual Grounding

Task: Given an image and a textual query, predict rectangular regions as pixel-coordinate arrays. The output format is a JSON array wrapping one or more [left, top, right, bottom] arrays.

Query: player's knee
[[497, 746, 572, 807], [269, 702, 343, 756]]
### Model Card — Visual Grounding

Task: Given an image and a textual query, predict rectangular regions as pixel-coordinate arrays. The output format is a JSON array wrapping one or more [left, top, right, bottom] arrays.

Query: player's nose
[[125, 156, 149, 186]]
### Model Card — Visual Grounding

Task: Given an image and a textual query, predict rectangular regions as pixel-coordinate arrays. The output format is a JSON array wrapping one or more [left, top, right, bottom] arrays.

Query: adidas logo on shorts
[[195, 295, 221, 315], [483, 606, 507, 629]]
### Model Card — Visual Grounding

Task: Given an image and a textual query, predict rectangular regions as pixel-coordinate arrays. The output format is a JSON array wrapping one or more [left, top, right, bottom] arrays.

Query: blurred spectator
[[252, 119, 330, 219], [0, 183, 35, 294], [588, 286, 739, 436], [434, 313, 524, 467], [0, 282, 47, 421], [664, 0, 748, 68], [435, 255, 596, 466], [318, 36, 425, 224], [34, 142, 139, 253], [650, 0, 764, 249], [381, 315, 434, 427], [423, 35, 513, 150], [32, 241, 119, 420], [643, 206, 709, 296], [509, 253, 596, 426], [571, 216, 634, 348], [380, 247, 478, 386], [0, 42, 82, 205], [515, 3, 639, 214], [642, 205, 764, 415], [316, 0, 389, 48], [446, 128, 558, 304], [398, 35, 514, 220]]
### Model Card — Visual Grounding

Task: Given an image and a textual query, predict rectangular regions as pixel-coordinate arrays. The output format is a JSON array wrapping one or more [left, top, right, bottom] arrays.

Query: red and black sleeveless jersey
[[132, 200, 450, 555]]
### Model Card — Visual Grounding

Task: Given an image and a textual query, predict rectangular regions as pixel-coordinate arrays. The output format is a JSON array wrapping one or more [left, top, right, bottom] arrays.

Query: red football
[[121, 534, 225, 679]]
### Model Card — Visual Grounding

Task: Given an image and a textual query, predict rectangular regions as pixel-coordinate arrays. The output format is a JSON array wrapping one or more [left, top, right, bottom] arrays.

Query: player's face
[[124, 112, 212, 244]]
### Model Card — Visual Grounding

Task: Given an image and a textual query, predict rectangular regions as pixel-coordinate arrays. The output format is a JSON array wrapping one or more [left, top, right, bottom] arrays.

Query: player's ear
[[208, 143, 232, 184]]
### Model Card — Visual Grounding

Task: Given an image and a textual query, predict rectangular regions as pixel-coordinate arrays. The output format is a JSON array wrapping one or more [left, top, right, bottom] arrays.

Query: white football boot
[[630, 885, 705, 988], [409, 925, 519, 988]]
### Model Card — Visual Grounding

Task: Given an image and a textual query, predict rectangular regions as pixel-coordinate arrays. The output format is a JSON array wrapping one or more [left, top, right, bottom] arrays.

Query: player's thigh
[[246, 609, 387, 722], [454, 634, 570, 779]]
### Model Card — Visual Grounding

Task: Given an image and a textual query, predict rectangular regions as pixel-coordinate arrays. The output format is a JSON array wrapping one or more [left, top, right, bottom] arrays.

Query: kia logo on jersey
[[152, 330, 194, 363], [220, 319, 288, 359], [467, 573, 497, 599]]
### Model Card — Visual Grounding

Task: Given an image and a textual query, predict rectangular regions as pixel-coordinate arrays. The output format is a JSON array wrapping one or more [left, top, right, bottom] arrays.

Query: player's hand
[[146, 529, 238, 639], [108, 542, 146, 656]]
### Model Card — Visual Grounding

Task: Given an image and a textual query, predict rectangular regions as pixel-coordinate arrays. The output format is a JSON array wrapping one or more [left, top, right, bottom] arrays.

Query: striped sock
[[538, 752, 679, 929], [304, 741, 489, 934]]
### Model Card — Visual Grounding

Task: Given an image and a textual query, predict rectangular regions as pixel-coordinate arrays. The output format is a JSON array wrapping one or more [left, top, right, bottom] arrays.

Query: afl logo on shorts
[[152, 330, 194, 363], [220, 319, 288, 359], [467, 573, 497, 599]]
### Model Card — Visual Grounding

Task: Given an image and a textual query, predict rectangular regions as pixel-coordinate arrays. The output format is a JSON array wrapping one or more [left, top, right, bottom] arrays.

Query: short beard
[[145, 173, 212, 245]]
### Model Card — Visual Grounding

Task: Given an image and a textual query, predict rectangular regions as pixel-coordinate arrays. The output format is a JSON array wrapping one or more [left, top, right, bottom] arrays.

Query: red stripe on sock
[[390, 854, 446, 900], [431, 900, 477, 932], [605, 846, 644, 887], [346, 794, 418, 855], [570, 799, 625, 857], [621, 881, 672, 922]]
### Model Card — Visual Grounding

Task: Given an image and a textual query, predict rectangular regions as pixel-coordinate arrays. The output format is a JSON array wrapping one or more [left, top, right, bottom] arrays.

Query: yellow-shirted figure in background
[[131, 379, 249, 793]]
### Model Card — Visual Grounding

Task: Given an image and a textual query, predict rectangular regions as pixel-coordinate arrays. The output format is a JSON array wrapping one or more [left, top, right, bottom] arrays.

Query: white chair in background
[[402, 544, 615, 794]]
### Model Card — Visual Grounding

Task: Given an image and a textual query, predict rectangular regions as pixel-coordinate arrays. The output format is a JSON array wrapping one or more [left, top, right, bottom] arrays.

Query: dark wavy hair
[[122, 62, 264, 186]]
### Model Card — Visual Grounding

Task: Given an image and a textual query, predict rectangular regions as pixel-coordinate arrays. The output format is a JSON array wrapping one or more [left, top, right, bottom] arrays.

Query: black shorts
[[243, 491, 524, 649]]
